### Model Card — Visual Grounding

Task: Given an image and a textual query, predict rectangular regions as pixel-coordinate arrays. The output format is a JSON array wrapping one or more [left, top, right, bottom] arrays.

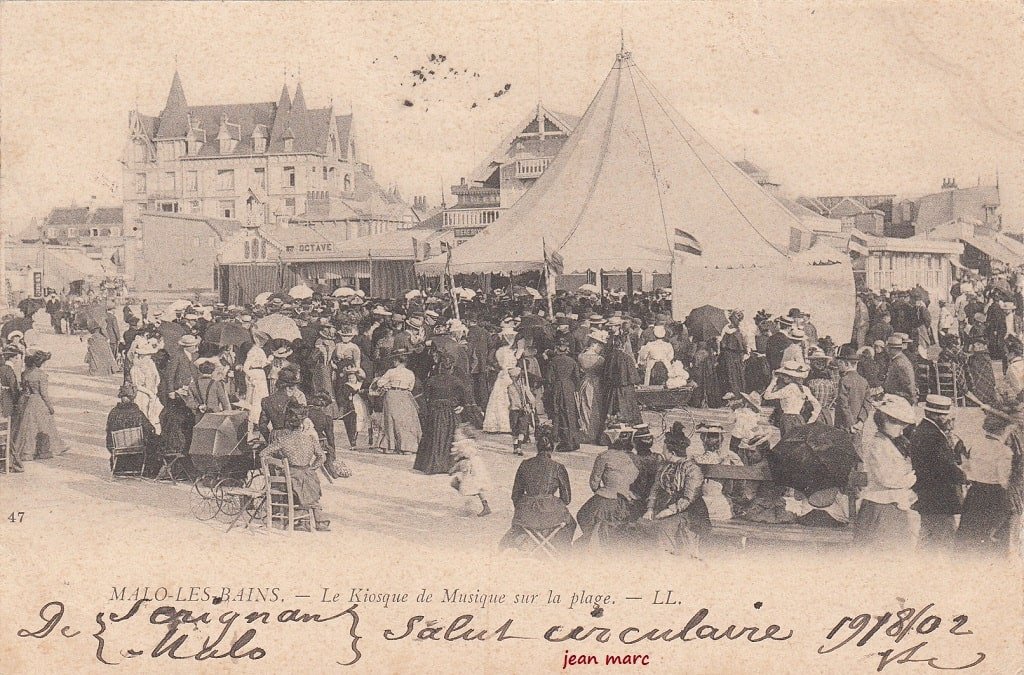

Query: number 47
[[8, 512, 24, 523]]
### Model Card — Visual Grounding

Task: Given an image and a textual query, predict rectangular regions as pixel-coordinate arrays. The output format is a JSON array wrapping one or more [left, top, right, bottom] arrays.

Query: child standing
[[449, 426, 493, 516], [506, 366, 535, 455]]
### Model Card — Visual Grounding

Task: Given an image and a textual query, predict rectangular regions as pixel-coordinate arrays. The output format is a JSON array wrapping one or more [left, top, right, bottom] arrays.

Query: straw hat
[[272, 346, 293, 359], [776, 360, 810, 379], [873, 394, 917, 424], [588, 330, 608, 344], [886, 333, 910, 349], [178, 334, 201, 348], [923, 394, 955, 416]]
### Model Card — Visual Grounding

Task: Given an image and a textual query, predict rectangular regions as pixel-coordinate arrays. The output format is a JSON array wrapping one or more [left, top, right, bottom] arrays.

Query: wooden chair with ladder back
[[0, 416, 12, 474], [262, 455, 313, 531]]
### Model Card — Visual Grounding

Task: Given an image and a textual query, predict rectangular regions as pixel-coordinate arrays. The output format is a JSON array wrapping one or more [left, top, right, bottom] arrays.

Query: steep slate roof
[[467, 104, 581, 183], [420, 51, 810, 275], [45, 207, 90, 227], [145, 74, 343, 157]]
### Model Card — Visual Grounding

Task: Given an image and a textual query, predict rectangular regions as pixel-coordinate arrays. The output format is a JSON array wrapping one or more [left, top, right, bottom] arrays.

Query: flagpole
[[542, 238, 555, 318], [444, 242, 460, 320]]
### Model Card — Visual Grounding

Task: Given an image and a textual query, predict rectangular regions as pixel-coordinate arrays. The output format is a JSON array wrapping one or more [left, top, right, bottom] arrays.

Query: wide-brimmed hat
[[784, 327, 806, 340], [886, 333, 909, 348], [873, 394, 917, 424], [277, 369, 300, 386], [923, 394, 955, 416], [836, 344, 860, 361], [178, 334, 201, 348], [6, 330, 24, 341], [406, 317, 423, 329], [588, 314, 605, 324], [740, 391, 763, 409], [318, 325, 336, 339], [606, 316, 623, 327], [588, 330, 608, 344], [371, 306, 392, 317], [806, 346, 831, 362], [695, 421, 725, 435], [272, 346, 293, 358], [776, 360, 810, 379], [134, 338, 159, 355], [338, 324, 357, 337]]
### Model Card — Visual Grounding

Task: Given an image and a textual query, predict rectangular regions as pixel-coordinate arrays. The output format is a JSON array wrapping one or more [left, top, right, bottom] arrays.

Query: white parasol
[[255, 313, 301, 341], [288, 284, 314, 299], [332, 287, 357, 298]]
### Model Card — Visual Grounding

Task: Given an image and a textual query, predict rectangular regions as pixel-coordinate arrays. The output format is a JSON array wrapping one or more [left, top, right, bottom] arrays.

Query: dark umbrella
[[767, 424, 857, 495], [204, 321, 251, 347], [76, 303, 107, 332], [157, 321, 188, 344], [684, 305, 728, 343], [911, 284, 930, 305], [1, 316, 34, 339]]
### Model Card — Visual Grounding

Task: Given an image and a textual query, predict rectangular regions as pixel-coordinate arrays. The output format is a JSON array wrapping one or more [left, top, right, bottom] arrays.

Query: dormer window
[[252, 124, 267, 153], [217, 113, 239, 154]]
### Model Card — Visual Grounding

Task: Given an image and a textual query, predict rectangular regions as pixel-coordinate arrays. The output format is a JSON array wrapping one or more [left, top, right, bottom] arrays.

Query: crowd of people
[[0, 271, 1020, 556]]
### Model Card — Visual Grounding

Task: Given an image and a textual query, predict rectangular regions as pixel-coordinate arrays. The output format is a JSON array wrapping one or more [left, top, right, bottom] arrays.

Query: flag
[[542, 239, 564, 275], [674, 228, 703, 256]]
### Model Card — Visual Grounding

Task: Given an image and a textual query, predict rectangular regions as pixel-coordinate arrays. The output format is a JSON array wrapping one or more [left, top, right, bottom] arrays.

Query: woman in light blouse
[[374, 350, 422, 454], [763, 360, 820, 438]]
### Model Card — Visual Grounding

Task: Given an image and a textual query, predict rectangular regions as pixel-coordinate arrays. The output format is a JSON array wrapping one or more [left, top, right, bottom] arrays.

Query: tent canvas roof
[[419, 50, 810, 275]]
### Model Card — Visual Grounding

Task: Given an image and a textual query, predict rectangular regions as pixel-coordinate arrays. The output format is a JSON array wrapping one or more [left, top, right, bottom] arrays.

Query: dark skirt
[[634, 498, 710, 554], [576, 494, 634, 546], [956, 482, 1011, 553], [854, 501, 914, 550], [605, 385, 641, 424], [289, 465, 323, 507], [414, 399, 457, 474]]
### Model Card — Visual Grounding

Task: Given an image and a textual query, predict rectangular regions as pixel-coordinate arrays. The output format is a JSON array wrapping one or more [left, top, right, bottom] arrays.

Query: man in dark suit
[[765, 317, 793, 372], [465, 314, 492, 407], [909, 395, 966, 549]]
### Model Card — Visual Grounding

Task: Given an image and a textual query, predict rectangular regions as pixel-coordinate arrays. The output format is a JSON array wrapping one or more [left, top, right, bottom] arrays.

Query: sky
[[1, 1, 1022, 233]]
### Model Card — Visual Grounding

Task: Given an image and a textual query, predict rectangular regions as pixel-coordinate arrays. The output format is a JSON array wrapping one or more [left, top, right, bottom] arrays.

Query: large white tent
[[417, 48, 855, 339]]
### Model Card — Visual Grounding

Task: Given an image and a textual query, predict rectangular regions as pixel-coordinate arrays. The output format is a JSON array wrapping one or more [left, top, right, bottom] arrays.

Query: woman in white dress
[[374, 351, 421, 454], [130, 337, 163, 433], [483, 330, 520, 433], [243, 331, 271, 433]]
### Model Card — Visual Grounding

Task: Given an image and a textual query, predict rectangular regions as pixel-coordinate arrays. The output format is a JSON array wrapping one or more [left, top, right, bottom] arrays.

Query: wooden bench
[[701, 463, 867, 550]]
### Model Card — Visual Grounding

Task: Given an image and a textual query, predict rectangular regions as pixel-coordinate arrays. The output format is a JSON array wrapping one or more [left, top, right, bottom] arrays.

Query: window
[[322, 167, 328, 181], [219, 200, 235, 218], [217, 169, 235, 191], [283, 138, 294, 152], [160, 171, 176, 193], [159, 202, 178, 213], [284, 166, 296, 188], [138, 202, 148, 212], [343, 174, 352, 191], [244, 240, 250, 259], [186, 171, 199, 192], [254, 167, 266, 190], [254, 137, 267, 153], [135, 173, 147, 194], [67, 228, 77, 237], [283, 197, 296, 215], [260, 240, 267, 258], [133, 142, 148, 163], [46, 228, 57, 238], [91, 228, 100, 236], [189, 200, 201, 214]]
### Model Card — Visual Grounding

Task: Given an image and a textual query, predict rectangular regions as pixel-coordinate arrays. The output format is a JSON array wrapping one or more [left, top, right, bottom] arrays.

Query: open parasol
[[253, 291, 273, 306], [510, 285, 542, 299], [288, 284, 314, 299], [1, 315, 34, 340], [453, 287, 476, 300], [405, 289, 423, 300], [204, 321, 251, 347], [576, 283, 600, 295], [767, 424, 857, 495], [685, 305, 728, 343], [255, 313, 301, 341], [333, 287, 356, 298], [167, 299, 193, 313]]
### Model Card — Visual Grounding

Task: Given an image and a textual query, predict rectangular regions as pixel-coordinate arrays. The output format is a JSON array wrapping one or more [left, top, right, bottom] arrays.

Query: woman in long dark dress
[[415, 355, 471, 474], [718, 310, 747, 397], [12, 350, 67, 462], [601, 334, 641, 427]]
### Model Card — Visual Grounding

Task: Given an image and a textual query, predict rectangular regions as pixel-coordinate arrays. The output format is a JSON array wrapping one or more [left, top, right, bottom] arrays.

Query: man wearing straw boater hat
[[909, 394, 966, 550], [882, 333, 917, 405]]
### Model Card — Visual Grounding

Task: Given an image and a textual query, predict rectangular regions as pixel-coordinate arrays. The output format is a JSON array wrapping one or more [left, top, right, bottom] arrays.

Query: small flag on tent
[[542, 239, 564, 275], [674, 228, 703, 256]]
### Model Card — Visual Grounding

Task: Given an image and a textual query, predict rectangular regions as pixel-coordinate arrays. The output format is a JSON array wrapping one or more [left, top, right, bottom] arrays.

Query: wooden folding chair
[[0, 416, 11, 474], [110, 426, 146, 477], [915, 362, 935, 401], [263, 455, 313, 531], [522, 522, 567, 560], [934, 362, 964, 406]]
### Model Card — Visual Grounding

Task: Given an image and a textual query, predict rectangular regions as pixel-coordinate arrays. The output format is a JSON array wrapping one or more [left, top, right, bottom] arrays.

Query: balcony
[[443, 208, 504, 228], [511, 157, 551, 178]]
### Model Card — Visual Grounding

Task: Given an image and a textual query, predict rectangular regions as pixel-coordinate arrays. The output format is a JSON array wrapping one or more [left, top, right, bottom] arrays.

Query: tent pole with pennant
[[542, 238, 556, 319], [443, 241, 460, 320]]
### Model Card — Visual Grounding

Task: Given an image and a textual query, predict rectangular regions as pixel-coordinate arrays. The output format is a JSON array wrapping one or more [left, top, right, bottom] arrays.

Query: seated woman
[[965, 336, 998, 406], [105, 383, 157, 476], [575, 423, 639, 549], [260, 401, 330, 532], [499, 426, 576, 552], [640, 432, 710, 557]]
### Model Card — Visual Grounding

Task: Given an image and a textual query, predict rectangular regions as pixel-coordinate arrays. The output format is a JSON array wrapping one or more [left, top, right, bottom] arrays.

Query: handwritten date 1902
[[818, 604, 985, 672]]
